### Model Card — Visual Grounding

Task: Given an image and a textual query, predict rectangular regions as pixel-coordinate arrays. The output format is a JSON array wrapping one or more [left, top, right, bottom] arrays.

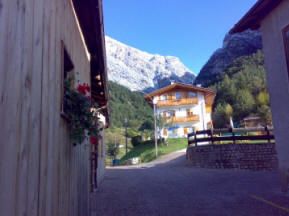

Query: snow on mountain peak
[[105, 36, 195, 92]]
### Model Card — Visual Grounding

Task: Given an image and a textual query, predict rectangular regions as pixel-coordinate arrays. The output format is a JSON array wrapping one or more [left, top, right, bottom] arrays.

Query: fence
[[188, 127, 275, 146]]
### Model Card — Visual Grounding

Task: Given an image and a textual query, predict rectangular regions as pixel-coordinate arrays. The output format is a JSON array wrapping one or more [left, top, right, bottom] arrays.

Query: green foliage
[[64, 80, 99, 145], [211, 51, 272, 127], [234, 89, 255, 120], [213, 103, 233, 128], [106, 81, 155, 149], [126, 128, 140, 138], [120, 138, 187, 163], [139, 119, 154, 131], [108, 81, 153, 129], [105, 127, 125, 147], [257, 105, 272, 125], [215, 75, 236, 105], [257, 91, 270, 106], [131, 135, 142, 147]]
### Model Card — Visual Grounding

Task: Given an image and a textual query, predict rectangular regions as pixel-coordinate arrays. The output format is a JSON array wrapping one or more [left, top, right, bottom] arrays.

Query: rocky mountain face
[[195, 30, 262, 87], [105, 36, 195, 92]]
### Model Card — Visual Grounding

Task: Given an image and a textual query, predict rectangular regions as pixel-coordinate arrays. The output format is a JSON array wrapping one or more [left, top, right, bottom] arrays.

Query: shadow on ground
[[91, 152, 289, 216]]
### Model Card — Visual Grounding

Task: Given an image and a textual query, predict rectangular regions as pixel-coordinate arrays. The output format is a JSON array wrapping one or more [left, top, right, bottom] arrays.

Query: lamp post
[[153, 98, 158, 158], [124, 118, 128, 154]]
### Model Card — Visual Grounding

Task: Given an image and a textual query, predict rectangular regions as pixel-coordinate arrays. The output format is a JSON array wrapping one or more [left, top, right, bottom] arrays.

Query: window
[[188, 92, 197, 98], [166, 110, 175, 117], [168, 93, 173, 100], [61, 44, 74, 115], [187, 108, 193, 116], [283, 25, 289, 75], [170, 110, 176, 117], [175, 92, 182, 100], [173, 129, 178, 136], [161, 94, 167, 101]]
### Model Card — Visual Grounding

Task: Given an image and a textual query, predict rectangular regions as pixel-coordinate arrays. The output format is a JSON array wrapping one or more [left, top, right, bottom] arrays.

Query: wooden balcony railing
[[165, 115, 199, 123], [188, 126, 274, 146], [157, 98, 198, 107]]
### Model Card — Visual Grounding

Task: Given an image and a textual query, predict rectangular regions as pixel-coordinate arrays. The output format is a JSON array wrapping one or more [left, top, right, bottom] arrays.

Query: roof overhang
[[145, 83, 216, 106], [230, 0, 283, 34], [72, 0, 109, 124]]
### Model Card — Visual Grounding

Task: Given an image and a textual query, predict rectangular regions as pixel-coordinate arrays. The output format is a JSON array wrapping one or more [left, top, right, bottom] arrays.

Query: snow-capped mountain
[[105, 36, 196, 92]]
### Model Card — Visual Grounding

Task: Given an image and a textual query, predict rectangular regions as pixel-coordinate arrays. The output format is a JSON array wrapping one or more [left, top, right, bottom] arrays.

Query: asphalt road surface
[[91, 150, 289, 216]]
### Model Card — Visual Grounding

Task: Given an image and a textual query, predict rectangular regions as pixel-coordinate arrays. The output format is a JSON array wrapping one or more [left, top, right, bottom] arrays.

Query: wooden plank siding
[[0, 0, 94, 215]]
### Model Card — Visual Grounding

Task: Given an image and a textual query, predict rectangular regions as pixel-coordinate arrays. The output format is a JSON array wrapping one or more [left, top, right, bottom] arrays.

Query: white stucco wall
[[96, 113, 106, 185], [154, 91, 212, 138], [260, 0, 289, 185]]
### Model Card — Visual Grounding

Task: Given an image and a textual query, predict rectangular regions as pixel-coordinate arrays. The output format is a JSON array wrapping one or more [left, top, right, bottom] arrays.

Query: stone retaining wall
[[186, 143, 278, 170]]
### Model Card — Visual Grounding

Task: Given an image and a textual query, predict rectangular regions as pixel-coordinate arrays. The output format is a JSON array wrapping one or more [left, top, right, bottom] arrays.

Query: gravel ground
[[91, 151, 289, 216]]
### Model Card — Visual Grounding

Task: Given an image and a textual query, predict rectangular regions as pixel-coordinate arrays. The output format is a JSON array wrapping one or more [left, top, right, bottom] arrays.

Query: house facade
[[0, 0, 108, 215], [145, 83, 215, 138], [230, 0, 289, 192]]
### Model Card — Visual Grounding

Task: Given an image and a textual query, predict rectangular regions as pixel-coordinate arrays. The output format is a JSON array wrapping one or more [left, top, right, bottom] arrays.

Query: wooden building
[[230, 0, 289, 192], [0, 0, 109, 215], [242, 115, 263, 128], [145, 83, 215, 138]]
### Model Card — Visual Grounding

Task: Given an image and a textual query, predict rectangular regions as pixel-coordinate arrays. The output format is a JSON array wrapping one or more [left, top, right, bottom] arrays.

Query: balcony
[[157, 98, 198, 107], [165, 115, 200, 123]]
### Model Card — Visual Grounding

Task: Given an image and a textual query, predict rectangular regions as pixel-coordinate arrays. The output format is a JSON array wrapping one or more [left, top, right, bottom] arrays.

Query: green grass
[[120, 138, 187, 164]]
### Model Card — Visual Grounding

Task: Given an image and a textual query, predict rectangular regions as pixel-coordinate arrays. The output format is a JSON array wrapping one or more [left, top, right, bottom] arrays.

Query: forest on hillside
[[106, 50, 272, 141], [105, 81, 154, 148], [209, 50, 272, 128], [108, 81, 153, 128]]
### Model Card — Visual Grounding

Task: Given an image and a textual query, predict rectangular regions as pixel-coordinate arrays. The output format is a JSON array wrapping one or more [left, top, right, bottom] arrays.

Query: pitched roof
[[145, 83, 216, 105], [230, 0, 283, 34]]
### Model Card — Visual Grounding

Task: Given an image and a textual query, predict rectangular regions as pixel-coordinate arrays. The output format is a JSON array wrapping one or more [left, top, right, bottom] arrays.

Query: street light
[[153, 97, 158, 158], [124, 118, 128, 154], [140, 90, 159, 158]]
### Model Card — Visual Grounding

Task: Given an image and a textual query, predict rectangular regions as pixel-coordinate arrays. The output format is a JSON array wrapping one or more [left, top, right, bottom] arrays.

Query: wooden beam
[[230, 0, 283, 34]]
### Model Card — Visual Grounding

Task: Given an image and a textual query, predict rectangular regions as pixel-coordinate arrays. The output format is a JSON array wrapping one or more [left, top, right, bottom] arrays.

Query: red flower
[[90, 136, 97, 145], [85, 84, 90, 92], [77, 83, 91, 95]]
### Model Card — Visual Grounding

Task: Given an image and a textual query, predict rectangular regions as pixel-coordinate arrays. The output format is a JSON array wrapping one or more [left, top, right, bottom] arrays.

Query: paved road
[[91, 151, 289, 216]]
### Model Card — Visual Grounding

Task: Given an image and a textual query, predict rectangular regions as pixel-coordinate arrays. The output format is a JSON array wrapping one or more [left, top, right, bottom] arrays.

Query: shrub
[[131, 135, 142, 147]]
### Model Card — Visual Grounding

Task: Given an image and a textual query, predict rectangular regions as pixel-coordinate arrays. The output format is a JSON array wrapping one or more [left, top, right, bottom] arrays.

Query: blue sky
[[103, 0, 257, 74]]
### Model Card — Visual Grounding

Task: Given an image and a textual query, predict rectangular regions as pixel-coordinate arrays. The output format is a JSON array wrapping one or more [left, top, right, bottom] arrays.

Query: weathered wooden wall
[[0, 0, 92, 215]]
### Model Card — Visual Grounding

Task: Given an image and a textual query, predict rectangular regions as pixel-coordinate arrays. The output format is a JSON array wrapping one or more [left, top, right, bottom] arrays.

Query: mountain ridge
[[195, 30, 262, 87], [105, 36, 196, 92]]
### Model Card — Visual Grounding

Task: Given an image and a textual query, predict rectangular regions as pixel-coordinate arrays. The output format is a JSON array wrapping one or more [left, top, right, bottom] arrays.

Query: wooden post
[[265, 126, 271, 144], [210, 128, 214, 145], [230, 128, 236, 144]]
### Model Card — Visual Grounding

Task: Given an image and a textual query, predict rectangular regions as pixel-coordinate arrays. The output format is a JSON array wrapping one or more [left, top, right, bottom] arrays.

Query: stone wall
[[186, 143, 278, 170]]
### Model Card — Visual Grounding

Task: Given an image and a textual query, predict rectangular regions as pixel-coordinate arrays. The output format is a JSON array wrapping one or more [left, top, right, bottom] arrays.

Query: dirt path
[[91, 151, 289, 216]]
